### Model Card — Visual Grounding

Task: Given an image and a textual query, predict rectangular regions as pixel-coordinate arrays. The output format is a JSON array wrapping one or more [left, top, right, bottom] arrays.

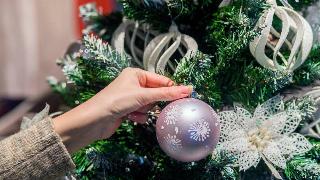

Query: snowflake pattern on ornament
[[164, 105, 180, 125], [164, 134, 182, 152], [188, 120, 211, 142]]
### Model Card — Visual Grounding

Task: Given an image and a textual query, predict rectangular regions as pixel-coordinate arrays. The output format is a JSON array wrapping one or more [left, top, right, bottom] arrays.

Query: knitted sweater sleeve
[[0, 117, 75, 179]]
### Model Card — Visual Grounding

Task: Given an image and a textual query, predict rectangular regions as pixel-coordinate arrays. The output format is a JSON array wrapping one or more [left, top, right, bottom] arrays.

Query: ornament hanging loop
[[267, 0, 294, 8]]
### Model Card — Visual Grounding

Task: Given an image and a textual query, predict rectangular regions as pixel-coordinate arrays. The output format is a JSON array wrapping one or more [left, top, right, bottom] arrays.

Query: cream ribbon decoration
[[112, 19, 159, 67], [143, 24, 198, 73], [249, 0, 313, 72]]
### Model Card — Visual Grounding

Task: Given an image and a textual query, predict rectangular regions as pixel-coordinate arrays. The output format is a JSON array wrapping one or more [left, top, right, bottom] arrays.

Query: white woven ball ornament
[[249, 0, 313, 72], [111, 19, 159, 67], [143, 24, 198, 73]]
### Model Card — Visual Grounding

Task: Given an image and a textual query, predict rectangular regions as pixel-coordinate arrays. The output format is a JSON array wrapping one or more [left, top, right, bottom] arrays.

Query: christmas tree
[[49, 0, 320, 179]]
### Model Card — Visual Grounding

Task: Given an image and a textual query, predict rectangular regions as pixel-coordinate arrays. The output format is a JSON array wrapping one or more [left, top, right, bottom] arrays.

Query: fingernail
[[187, 85, 193, 92], [181, 93, 190, 98], [168, 81, 174, 87]]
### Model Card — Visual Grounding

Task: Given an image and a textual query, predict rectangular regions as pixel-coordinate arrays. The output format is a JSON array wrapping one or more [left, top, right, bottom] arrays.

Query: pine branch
[[121, 0, 223, 46], [56, 55, 83, 84], [287, 0, 318, 11], [50, 35, 131, 106], [223, 64, 293, 109], [207, 2, 263, 63], [79, 3, 122, 41], [307, 138, 320, 161], [203, 151, 239, 180], [285, 157, 320, 180], [285, 96, 317, 125], [173, 51, 222, 107], [121, 0, 224, 28], [285, 157, 320, 179], [293, 44, 320, 86], [80, 35, 130, 84], [47, 76, 78, 106], [285, 138, 320, 180], [201, 0, 273, 108], [121, 0, 171, 31]]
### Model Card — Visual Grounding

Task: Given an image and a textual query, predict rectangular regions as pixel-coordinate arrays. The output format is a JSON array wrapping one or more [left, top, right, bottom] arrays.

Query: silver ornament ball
[[156, 98, 220, 162]]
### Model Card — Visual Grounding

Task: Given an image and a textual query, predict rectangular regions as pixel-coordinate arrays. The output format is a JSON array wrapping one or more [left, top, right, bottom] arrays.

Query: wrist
[[53, 98, 115, 153], [89, 89, 118, 120]]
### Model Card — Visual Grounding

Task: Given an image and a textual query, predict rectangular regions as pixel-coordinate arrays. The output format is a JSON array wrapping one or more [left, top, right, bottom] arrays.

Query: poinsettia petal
[[235, 106, 255, 131], [238, 150, 261, 171], [253, 95, 284, 122], [262, 141, 287, 169], [274, 136, 296, 155], [218, 111, 243, 138], [287, 133, 312, 157], [219, 129, 247, 143], [281, 110, 302, 135], [264, 111, 287, 136], [218, 137, 251, 152]]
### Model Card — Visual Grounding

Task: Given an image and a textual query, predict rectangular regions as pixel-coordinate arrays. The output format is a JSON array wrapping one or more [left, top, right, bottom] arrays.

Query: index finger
[[137, 69, 174, 88]]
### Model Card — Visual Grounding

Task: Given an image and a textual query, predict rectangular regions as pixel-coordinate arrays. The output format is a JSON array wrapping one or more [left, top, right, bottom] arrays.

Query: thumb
[[143, 85, 193, 103]]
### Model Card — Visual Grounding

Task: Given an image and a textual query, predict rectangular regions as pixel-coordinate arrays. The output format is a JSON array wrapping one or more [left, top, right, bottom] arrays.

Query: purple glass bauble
[[156, 98, 220, 162]]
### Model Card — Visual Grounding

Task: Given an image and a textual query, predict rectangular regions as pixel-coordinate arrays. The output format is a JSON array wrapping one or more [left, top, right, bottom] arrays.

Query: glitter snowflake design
[[164, 134, 182, 152], [164, 105, 180, 125], [188, 120, 211, 142]]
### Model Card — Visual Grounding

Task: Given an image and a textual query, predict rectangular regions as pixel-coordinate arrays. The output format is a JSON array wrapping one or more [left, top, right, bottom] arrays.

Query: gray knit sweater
[[0, 117, 75, 179]]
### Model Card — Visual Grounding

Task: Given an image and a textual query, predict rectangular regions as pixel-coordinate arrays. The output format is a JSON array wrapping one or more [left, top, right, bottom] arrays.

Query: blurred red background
[[74, 0, 115, 38], [0, 0, 116, 137]]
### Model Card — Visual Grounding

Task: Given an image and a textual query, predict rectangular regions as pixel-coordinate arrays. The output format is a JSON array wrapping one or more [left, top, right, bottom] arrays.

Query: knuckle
[[131, 67, 141, 72], [165, 88, 176, 99], [123, 67, 142, 75], [123, 67, 133, 73]]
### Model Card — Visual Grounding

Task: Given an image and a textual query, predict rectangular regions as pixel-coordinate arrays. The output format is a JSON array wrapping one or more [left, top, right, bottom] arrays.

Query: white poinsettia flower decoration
[[217, 96, 312, 178]]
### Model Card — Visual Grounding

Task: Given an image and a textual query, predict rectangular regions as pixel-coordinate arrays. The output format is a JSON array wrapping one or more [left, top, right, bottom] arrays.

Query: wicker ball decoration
[[249, 0, 313, 72], [111, 19, 159, 67], [143, 24, 198, 74]]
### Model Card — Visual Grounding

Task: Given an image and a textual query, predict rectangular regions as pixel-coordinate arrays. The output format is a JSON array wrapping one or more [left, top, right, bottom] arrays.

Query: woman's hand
[[53, 68, 192, 153]]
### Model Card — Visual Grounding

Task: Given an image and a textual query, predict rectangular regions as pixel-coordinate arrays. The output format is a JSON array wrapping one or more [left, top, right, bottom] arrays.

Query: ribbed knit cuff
[[0, 117, 75, 179]]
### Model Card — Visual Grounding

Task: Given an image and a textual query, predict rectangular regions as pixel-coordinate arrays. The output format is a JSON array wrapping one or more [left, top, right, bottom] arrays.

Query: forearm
[[53, 94, 119, 153], [0, 118, 75, 179]]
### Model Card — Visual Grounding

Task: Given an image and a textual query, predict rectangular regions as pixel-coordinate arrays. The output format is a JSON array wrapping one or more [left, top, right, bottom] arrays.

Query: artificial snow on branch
[[81, 34, 130, 78]]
